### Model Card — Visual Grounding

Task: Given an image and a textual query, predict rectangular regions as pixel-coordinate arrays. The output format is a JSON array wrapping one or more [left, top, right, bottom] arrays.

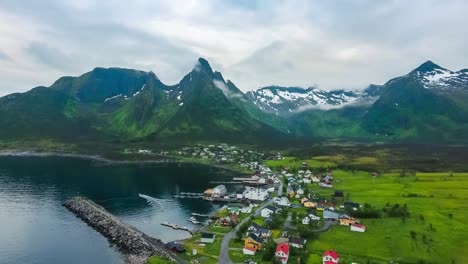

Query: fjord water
[[0, 156, 233, 264]]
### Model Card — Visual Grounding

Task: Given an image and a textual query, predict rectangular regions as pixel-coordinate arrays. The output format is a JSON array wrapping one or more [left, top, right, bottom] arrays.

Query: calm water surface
[[0, 156, 235, 264]]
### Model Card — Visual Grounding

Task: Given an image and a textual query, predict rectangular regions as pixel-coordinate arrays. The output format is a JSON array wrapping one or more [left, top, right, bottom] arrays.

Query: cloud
[[0, 0, 467, 96], [0, 50, 10, 60]]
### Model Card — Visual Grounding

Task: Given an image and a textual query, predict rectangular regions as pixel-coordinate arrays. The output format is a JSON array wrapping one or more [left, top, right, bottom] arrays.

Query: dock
[[161, 222, 194, 235], [64, 196, 185, 264]]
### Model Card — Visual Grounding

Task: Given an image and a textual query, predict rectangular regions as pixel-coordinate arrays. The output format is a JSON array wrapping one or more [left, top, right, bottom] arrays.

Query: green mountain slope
[[155, 58, 289, 143]]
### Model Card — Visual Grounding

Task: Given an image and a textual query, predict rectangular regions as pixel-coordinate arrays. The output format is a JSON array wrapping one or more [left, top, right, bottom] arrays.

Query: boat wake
[[138, 193, 178, 210]]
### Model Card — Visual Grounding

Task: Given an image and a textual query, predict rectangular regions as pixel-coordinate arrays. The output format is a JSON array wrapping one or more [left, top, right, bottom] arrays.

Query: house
[[323, 250, 339, 264], [243, 246, 257, 255], [350, 224, 366, 232], [301, 197, 309, 204], [311, 176, 320, 182], [165, 242, 185, 253], [309, 214, 320, 221], [319, 182, 333, 188], [261, 205, 279, 218], [236, 188, 246, 199], [332, 190, 344, 198], [241, 205, 253, 214], [231, 213, 239, 224], [218, 216, 232, 226], [303, 178, 312, 184], [277, 197, 291, 207], [303, 201, 316, 208], [343, 201, 360, 211], [297, 188, 305, 195], [212, 185, 227, 197], [244, 188, 269, 201], [244, 233, 263, 250], [302, 216, 310, 225], [289, 237, 307, 248], [228, 206, 241, 215], [339, 215, 359, 226], [247, 223, 271, 238], [323, 210, 340, 220], [200, 233, 216, 243], [288, 190, 295, 198], [275, 243, 290, 264]]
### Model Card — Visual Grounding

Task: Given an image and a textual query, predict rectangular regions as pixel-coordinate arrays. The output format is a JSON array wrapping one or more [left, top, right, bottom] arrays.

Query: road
[[218, 181, 283, 264]]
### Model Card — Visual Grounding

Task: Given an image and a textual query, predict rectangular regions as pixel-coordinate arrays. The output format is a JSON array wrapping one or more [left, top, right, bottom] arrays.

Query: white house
[[260, 206, 278, 218], [241, 205, 253, 214], [311, 176, 320, 182], [296, 188, 304, 195], [302, 216, 310, 225], [309, 214, 320, 221], [302, 178, 311, 184], [350, 224, 366, 232], [244, 188, 268, 201], [200, 233, 215, 243], [277, 197, 291, 207], [212, 185, 227, 197]]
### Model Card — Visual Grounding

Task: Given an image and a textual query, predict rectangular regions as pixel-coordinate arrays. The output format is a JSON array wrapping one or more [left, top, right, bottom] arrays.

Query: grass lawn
[[206, 225, 232, 234], [265, 157, 336, 170], [229, 249, 265, 263], [181, 232, 225, 264], [146, 255, 173, 264], [306, 170, 468, 264]]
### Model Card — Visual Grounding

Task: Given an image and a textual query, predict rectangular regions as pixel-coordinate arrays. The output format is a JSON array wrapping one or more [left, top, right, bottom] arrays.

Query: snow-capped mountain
[[409, 60, 468, 91], [246, 85, 382, 116]]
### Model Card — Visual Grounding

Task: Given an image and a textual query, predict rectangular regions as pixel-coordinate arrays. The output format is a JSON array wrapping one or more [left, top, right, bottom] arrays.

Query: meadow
[[305, 170, 468, 264]]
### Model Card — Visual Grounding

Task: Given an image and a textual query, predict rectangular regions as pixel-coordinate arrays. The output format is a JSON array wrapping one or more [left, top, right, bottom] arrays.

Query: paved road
[[218, 181, 283, 264]]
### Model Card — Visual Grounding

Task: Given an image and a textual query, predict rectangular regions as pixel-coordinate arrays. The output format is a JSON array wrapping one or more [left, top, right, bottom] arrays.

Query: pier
[[64, 197, 185, 264], [161, 222, 194, 235]]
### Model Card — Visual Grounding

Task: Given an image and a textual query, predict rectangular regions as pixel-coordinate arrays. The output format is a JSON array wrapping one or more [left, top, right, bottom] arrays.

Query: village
[[152, 147, 369, 264]]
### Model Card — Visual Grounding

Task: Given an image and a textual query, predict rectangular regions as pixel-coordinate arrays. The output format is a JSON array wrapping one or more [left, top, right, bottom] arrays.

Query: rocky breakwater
[[64, 196, 185, 264]]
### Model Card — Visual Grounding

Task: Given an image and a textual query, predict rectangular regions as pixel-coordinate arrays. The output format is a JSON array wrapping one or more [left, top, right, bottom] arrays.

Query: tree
[[262, 241, 277, 261]]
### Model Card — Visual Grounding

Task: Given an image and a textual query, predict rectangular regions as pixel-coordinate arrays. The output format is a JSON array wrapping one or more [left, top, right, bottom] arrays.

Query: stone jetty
[[64, 196, 185, 264]]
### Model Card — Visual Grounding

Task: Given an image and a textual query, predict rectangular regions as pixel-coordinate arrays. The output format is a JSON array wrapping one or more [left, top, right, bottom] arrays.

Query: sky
[[0, 0, 467, 96]]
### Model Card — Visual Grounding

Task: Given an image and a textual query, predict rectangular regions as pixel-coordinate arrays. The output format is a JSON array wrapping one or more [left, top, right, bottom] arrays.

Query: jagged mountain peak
[[192, 57, 214, 75], [412, 60, 445, 73], [405, 60, 468, 90]]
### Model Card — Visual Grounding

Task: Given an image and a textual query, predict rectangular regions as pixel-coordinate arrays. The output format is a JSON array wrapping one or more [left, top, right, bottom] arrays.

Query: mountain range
[[0, 58, 467, 145]]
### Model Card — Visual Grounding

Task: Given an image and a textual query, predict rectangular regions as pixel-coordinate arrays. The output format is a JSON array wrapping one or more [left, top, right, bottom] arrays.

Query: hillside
[[0, 59, 467, 146]]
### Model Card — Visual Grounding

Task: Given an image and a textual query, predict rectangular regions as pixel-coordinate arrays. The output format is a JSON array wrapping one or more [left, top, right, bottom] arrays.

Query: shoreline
[[0, 149, 249, 174]]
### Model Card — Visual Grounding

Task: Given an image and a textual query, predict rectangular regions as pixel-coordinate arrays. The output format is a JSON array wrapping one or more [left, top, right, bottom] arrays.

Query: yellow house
[[303, 201, 316, 208], [288, 191, 295, 198], [339, 218, 359, 226], [244, 234, 263, 250], [300, 197, 309, 204]]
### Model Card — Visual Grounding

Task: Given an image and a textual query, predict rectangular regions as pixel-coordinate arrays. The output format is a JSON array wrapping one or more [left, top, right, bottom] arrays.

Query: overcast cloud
[[0, 0, 467, 96]]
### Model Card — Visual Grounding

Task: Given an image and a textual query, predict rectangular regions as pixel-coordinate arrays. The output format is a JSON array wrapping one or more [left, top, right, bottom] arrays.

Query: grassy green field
[[181, 232, 225, 264], [146, 255, 173, 264], [305, 170, 468, 264], [265, 157, 337, 170]]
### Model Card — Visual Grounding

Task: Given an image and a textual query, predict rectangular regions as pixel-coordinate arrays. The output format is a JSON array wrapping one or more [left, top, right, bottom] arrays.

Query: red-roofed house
[[323, 250, 339, 264], [275, 243, 290, 264], [350, 223, 366, 232]]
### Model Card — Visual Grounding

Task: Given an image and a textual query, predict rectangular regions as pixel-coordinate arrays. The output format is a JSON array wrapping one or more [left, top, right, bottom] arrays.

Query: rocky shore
[[64, 197, 185, 264]]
